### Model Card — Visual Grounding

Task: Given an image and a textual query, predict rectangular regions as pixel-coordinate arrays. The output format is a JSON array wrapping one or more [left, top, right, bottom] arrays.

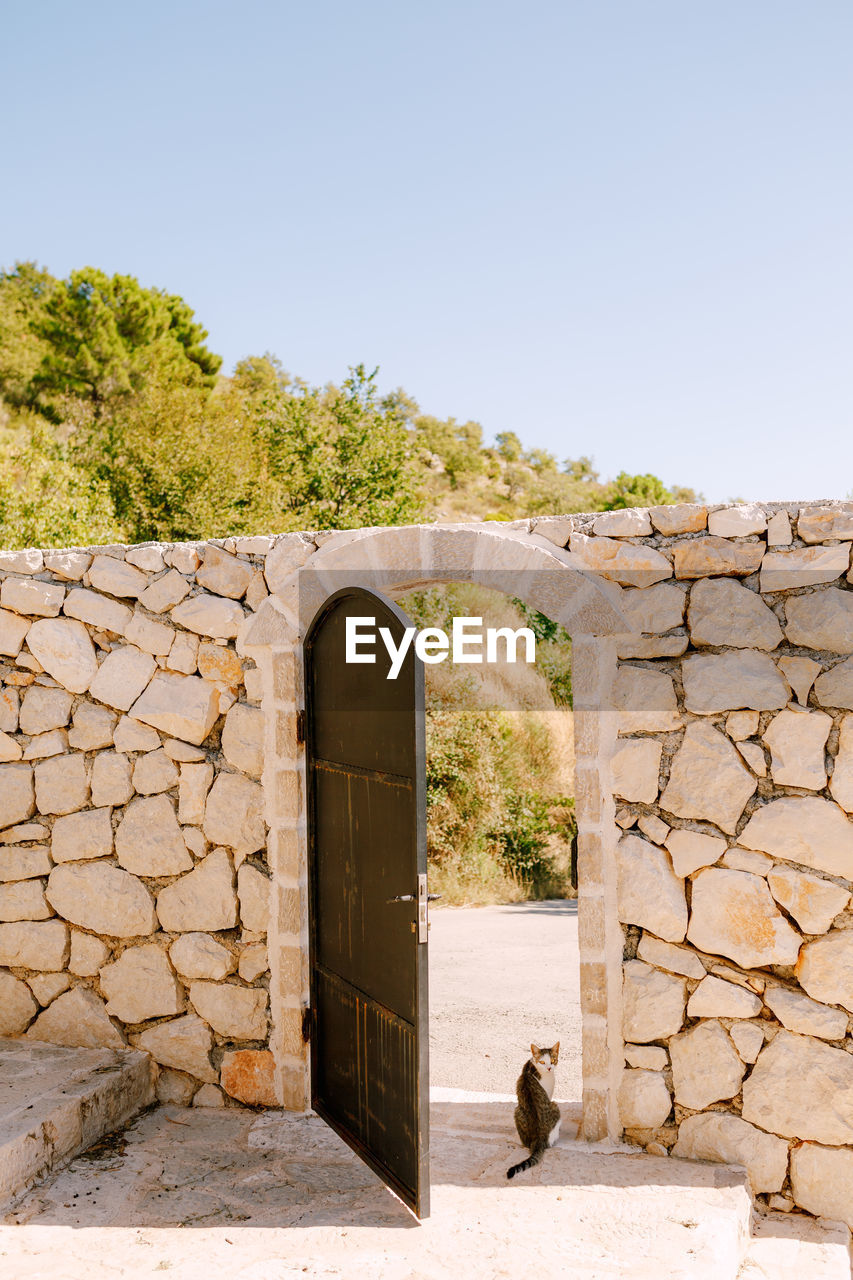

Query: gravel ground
[[427, 898, 581, 1098]]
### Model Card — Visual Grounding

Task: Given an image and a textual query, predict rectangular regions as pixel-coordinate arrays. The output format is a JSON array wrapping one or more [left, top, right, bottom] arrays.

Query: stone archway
[[242, 523, 628, 1141]]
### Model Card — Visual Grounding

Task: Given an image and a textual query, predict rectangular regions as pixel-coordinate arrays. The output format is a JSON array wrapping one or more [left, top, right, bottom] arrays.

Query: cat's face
[[531, 1042, 560, 1069]]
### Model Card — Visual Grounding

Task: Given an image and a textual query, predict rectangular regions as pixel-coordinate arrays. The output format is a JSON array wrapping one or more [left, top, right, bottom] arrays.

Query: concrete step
[[738, 1212, 852, 1279], [0, 1036, 155, 1208]]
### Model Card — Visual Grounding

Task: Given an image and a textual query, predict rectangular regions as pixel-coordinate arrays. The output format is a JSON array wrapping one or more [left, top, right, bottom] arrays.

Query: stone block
[[636, 934, 705, 978], [90, 751, 133, 807], [0, 607, 31, 657], [672, 537, 763, 579], [777, 655, 821, 706], [649, 504, 708, 534], [785, 587, 853, 653], [44, 550, 92, 579], [171, 593, 245, 639], [67, 702, 116, 750], [742, 1029, 853, 1144], [238, 943, 268, 981], [622, 959, 686, 1043], [616, 834, 686, 942], [26, 986, 124, 1048], [0, 878, 51, 921], [63, 587, 132, 634], [155, 1068, 198, 1105], [87, 555, 148, 598], [100, 942, 183, 1023], [612, 739, 661, 803], [197, 642, 243, 686], [237, 863, 271, 933], [221, 703, 264, 779], [0, 845, 52, 881], [796, 930, 853, 1012], [169, 932, 236, 981], [134, 1012, 216, 1082], [593, 509, 652, 537], [68, 929, 110, 976], [51, 808, 113, 863], [791, 1143, 853, 1228], [729, 1021, 765, 1063], [687, 975, 762, 1019], [0, 577, 64, 617], [764, 984, 847, 1040], [0, 762, 35, 829], [670, 1020, 745, 1109], [0, 919, 68, 969], [740, 796, 853, 879], [762, 706, 831, 790], [673, 1113, 788, 1195], [196, 545, 254, 599], [125, 612, 175, 657], [0, 732, 21, 762], [707, 504, 767, 536], [34, 753, 88, 815], [138, 569, 191, 614], [126, 545, 166, 572], [156, 847, 237, 932], [687, 867, 801, 968], [89, 645, 157, 712], [25, 618, 98, 693], [614, 665, 681, 733], [115, 795, 192, 876], [687, 578, 782, 650], [660, 723, 756, 834], [113, 715, 161, 753], [132, 748, 179, 795], [814, 658, 853, 710], [26, 971, 70, 1009], [568, 532, 671, 588], [22, 730, 67, 761], [220, 1048, 278, 1104], [203, 773, 265, 856], [0, 687, 20, 734], [189, 980, 268, 1039], [177, 761, 213, 825], [46, 862, 157, 937], [760, 545, 849, 592], [682, 650, 789, 714], [618, 1069, 671, 1128], [130, 672, 220, 745], [797, 506, 853, 544]]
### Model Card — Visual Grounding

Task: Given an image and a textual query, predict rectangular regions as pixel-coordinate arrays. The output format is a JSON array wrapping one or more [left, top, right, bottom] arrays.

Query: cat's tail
[[506, 1143, 546, 1180]]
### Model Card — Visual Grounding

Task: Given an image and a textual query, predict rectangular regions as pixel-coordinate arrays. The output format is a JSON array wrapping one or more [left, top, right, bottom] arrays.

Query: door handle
[[388, 894, 415, 903]]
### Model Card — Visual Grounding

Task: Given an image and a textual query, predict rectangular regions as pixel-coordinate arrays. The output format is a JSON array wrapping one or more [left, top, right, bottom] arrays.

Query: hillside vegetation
[[0, 262, 697, 549]]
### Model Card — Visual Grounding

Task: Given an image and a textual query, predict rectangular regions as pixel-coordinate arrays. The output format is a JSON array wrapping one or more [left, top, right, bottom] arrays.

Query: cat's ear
[[530, 1043, 539, 1057], [552, 1041, 560, 1062]]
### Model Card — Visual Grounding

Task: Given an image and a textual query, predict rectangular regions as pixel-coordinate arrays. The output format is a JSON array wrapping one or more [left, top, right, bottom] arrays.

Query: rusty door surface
[[304, 586, 430, 1218]]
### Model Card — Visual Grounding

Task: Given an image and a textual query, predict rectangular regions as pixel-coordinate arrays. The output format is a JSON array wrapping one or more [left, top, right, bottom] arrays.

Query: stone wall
[[3, 502, 853, 1225], [556, 500, 853, 1225], [0, 537, 282, 1108]]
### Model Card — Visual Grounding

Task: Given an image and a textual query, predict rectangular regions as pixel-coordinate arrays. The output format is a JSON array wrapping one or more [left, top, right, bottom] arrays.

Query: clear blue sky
[[3, 2, 851, 503]]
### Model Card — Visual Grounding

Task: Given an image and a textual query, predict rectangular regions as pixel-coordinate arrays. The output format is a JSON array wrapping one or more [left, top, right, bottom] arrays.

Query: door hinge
[[296, 709, 306, 744], [301, 1006, 312, 1042]]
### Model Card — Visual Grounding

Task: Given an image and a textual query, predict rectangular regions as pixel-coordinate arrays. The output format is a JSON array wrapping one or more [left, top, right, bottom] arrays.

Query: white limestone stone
[[735, 742, 767, 777], [23, 729, 69, 761], [156, 847, 237, 932], [618, 1069, 671, 1128], [125, 612, 174, 656], [797, 506, 853, 544], [34, 753, 88, 815], [0, 687, 19, 734], [766, 510, 793, 545], [126, 545, 166, 572], [814, 658, 853, 710], [0, 919, 68, 969], [113, 715, 161, 753], [193, 1083, 226, 1107], [612, 739, 662, 803], [616, 635, 688, 659], [764, 985, 847, 1040], [616, 834, 686, 942], [46, 862, 157, 937], [0, 549, 43, 574], [708, 504, 767, 537], [796, 930, 853, 1012], [177, 761, 214, 825], [614, 666, 681, 733], [237, 864, 271, 934], [687, 578, 782, 650], [760, 545, 850, 592], [648, 504, 708, 535], [196, 545, 254, 599], [63, 587, 132, 634], [155, 1068, 198, 1105], [68, 929, 110, 976], [687, 975, 762, 1019], [90, 751, 133, 807], [660, 723, 756, 834], [672, 1113, 788, 1195], [26, 971, 71, 1006], [0, 762, 34, 829], [0, 845, 51, 881], [729, 1021, 765, 1064], [742, 1029, 853, 1144], [619, 583, 686, 635], [0, 970, 38, 1033], [19, 687, 72, 734], [244, 571, 268, 611], [221, 703, 264, 779], [766, 866, 850, 935], [130, 672, 220, 746], [790, 1143, 853, 1229], [670, 1020, 745, 1110], [51, 808, 113, 863], [0, 732, 22, 763], [171, 593, 245, 639], [687, 867, 801, 968], [637, 933, 705, 979], [43, 550, 92, 580], [761, 706, 832, 790], [624, 1044, 668, 1070], [637, 813, 669, 844], [830, 712, 853, 812], [568, 532, 672, 588], [165, 545, 202, 573], [263, 534, 316, 593], [203, 773, 265, 856], [115, 795, 192, 876], [592, 508, 652, 537], [134, 1012, 216, 1082], [0, 878, 51, 921], [739, 796, 853, 879], [621, 960, 686, 1044], [681, 651, 789, 714], [785, 588, 853, 653], [189, 980, 268, 1039], [25, 986, 124, 1049], [720, 848, 772, 875], [99, 942, 182, 1023], [664, 828, 726, 877], [0, 607, 31, 657], [25, 618, 98, 693], [673, 536, 763, 579], [87, 555, 148, 598], [132, 748, 179, 795], [238, 943, 268, 981], [776, 655, 822, 706], [181, 826, 207, 859], [89, 645, 156, 711], [138, 569, 192, 614], [169, 932, 236, 981], [163, 739, 206, 762], [67, 702, 116, 750], [0, 577, 64, 618]]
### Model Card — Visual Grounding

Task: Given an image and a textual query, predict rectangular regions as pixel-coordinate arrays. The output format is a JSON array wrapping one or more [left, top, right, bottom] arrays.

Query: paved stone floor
[[4, 1097, 847, 1280]]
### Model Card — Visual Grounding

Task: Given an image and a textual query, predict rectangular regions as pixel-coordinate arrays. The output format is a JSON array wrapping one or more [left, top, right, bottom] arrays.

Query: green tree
[[0, 262, 56, 407], [604, 471, 674, 510]]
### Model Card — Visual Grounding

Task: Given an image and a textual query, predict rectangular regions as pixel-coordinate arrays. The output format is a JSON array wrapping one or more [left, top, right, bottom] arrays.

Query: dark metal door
[[304, 586, 430, 1219]]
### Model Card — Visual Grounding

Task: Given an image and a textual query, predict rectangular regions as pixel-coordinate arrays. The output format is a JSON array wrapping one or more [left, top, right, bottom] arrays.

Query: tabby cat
[[506, 1042, 561, 1180]]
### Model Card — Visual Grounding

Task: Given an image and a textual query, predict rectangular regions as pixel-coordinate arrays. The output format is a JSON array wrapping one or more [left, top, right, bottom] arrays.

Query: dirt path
[[427, 898, 581, 1098]]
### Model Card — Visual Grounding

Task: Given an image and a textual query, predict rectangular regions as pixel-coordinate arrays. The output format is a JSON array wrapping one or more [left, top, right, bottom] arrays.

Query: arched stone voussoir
[[278, 523, 628, 638]]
